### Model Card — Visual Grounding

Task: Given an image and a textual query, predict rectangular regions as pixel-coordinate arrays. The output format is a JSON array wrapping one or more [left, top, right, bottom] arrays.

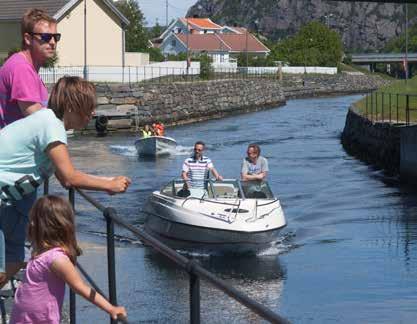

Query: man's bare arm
[[18, 101, 43, 116]]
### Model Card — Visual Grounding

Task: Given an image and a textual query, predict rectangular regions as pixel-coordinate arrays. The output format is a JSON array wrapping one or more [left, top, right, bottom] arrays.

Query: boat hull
[[143, 192, 286, 253], [135, 136, 176, 156]]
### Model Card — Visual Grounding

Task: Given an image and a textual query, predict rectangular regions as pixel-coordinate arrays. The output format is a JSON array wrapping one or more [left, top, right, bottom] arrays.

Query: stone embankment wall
[[282, 74, 391, 98], [92, 74, 390, 131], [341, 107, 401, 174], [94, 79, 285, 130]]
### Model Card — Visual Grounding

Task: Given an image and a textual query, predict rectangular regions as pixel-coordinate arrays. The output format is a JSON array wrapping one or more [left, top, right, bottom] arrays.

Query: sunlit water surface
[[49, 95, 417, 323]]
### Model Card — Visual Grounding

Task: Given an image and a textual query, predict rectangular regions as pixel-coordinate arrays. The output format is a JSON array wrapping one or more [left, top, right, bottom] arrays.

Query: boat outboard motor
[[95, 115, 108, 137]]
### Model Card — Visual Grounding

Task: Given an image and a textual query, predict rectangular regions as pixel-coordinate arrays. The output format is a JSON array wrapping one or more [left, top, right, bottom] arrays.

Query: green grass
[[354, 76, 417, 123]]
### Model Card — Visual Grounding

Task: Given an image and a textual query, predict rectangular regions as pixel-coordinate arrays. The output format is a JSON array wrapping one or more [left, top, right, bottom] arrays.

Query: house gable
[[0, 0, 129, 65]]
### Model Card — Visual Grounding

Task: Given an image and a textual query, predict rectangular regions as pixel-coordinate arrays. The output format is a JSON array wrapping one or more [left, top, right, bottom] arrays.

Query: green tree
[[384, 23, 417, 77], [271, 21, 343, 67], [114, 0, 149, 51], [148, 22, 164, 39]]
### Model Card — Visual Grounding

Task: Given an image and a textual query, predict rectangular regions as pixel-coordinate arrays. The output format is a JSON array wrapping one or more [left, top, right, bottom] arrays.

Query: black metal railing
[[363, 92, 417, 125], [41, 183, 289, 324]]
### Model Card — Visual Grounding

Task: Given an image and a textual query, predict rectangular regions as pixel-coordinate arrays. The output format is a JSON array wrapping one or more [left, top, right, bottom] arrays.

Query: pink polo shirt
[[0, 53, 48, 128], [10, 248, 68, 324]]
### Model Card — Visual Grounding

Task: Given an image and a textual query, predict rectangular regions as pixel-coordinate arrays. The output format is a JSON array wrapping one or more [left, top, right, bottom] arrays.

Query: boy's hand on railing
[[109, 305, 127, 321], [107, 176, 131, 194]]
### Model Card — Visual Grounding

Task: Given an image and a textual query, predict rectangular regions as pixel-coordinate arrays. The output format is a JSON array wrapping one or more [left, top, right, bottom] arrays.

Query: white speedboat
[[134, 136, 177, 156], [143, 179, 287, 253]]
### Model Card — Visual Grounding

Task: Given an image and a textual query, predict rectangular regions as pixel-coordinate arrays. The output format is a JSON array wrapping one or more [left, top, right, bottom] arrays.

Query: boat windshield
[[160, 179, 274, 199], [240, 180, 274, 199]]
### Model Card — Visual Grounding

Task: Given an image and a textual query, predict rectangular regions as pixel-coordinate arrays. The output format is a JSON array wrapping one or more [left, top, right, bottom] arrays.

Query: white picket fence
[[39, 61, 201, 84], [246, 66, 337, 75], [39, 62, 337, 83]]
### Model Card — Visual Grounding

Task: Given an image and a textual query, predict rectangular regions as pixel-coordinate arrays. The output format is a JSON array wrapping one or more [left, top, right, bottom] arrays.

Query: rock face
[[187, 0, 410, 51]]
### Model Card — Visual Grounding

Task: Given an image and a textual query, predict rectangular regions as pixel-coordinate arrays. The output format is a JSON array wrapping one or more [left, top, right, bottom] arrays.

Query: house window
[[171, 39, 176, 47]]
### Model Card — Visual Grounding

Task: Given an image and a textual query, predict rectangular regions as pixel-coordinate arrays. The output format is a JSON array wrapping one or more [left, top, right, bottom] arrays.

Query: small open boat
[[134, 136, 177, 156], [143, 179, 287, 253]]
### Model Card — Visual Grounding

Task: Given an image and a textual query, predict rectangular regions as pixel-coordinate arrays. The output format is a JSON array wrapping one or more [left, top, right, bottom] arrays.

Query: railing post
[[43, 179, 49, 195], [190, 272, 200, 324], [104, 207, 118, 324], [370, 92, 374, 121], [365, 94, 368, 118], [406, 94, 410, 125], [375, 92, 378, 121], [381, 92, 384, 121], [397, 93, 399, 123], [69, 188, 76, 324], [389, 93, 392, 123]]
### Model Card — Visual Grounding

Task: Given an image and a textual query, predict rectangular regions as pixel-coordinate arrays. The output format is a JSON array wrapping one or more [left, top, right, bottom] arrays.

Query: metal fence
[[39, 65, 281, 85], [364, 92, 417, 125], [43, 182, 289, 324]]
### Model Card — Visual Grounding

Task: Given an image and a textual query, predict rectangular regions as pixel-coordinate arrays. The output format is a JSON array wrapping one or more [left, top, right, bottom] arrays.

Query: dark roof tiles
[[0, 0, 69, 20]]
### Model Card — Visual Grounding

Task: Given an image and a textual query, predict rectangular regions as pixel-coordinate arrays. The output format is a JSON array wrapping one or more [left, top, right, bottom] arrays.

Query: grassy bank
[[353, 76, 417, 123]]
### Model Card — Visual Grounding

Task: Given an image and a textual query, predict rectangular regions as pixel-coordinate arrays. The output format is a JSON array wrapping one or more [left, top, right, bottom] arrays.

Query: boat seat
[[213, 185, 237, 198], [247, 191, 267, 199], [176, 188, 190, 197]]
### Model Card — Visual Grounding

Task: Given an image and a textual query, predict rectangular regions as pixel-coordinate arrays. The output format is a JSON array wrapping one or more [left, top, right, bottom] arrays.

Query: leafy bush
[[270, 21, 343, 67], [147, 47, 164, 62], [198, 53, 213, 80]]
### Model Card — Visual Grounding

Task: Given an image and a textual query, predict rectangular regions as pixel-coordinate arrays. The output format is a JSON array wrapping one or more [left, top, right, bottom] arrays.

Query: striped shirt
[[182, 155, 214, 188]]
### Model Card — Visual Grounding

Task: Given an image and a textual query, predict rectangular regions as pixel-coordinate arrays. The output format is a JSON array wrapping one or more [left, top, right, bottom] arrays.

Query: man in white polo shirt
[[181, 141, 223, 195]]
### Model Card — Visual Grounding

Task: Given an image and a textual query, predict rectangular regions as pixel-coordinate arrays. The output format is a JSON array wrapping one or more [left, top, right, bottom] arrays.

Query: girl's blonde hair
[[48, 76, 96, 120], [28, 195, 82, 263]]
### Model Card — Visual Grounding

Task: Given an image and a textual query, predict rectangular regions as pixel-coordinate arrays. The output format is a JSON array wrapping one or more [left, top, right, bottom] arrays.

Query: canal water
[[49, 94, 417, 323]]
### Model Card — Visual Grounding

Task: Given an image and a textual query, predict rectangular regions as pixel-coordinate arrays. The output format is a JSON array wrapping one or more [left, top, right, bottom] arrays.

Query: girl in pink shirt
[[10, 195, 127, 324]]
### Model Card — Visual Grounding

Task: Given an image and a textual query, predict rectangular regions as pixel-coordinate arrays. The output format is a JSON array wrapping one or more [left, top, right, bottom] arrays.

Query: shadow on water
[[144, 248, 286, 281]]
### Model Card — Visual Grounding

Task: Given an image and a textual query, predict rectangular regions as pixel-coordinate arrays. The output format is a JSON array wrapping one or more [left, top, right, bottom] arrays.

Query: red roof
[[180, 18, 222, 30], [176, 34, 230, 51], [176, 33, 269, 53]]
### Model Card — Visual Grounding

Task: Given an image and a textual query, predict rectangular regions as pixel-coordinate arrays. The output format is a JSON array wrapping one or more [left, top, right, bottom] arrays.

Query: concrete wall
[[125, 52, 149, 67]]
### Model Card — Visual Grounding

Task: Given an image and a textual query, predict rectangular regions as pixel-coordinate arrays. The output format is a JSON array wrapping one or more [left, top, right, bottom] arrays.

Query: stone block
[[111, 97, 137, 104], [96, 97, 109, 105], [96, 104, 116, 111], [117, 105, 137, 115]]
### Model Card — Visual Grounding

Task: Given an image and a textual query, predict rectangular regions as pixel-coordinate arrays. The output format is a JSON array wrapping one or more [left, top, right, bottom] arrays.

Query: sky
[[136, 0, 198, 27]]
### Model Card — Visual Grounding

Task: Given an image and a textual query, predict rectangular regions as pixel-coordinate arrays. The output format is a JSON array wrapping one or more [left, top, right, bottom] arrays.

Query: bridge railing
[[42, 182, 289, 324], [363, 91, 417, 125]]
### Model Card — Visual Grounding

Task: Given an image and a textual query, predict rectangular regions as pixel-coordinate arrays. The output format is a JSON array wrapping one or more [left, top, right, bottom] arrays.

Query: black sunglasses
[[30, 32, 61, 43]]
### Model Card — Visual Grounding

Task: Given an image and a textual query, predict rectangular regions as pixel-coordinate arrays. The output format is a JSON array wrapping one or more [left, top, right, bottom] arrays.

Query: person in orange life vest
[[153, 121, 165, 136]]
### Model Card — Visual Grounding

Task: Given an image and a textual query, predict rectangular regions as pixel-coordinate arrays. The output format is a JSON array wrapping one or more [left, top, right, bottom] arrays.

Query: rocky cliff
[[187, 0, 414, 51]]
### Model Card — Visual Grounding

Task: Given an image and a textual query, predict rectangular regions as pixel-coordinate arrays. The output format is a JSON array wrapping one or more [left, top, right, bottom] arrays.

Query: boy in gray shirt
[[241, 144, 269, 181]]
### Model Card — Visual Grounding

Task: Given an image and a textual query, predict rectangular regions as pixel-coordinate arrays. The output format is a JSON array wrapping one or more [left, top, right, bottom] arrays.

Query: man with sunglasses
[[0, 8, 60, 129], [181, 141, 223, 196]]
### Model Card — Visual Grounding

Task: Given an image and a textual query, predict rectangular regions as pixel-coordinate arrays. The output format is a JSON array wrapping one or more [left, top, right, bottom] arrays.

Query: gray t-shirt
[[241, 156, 269, 175]]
